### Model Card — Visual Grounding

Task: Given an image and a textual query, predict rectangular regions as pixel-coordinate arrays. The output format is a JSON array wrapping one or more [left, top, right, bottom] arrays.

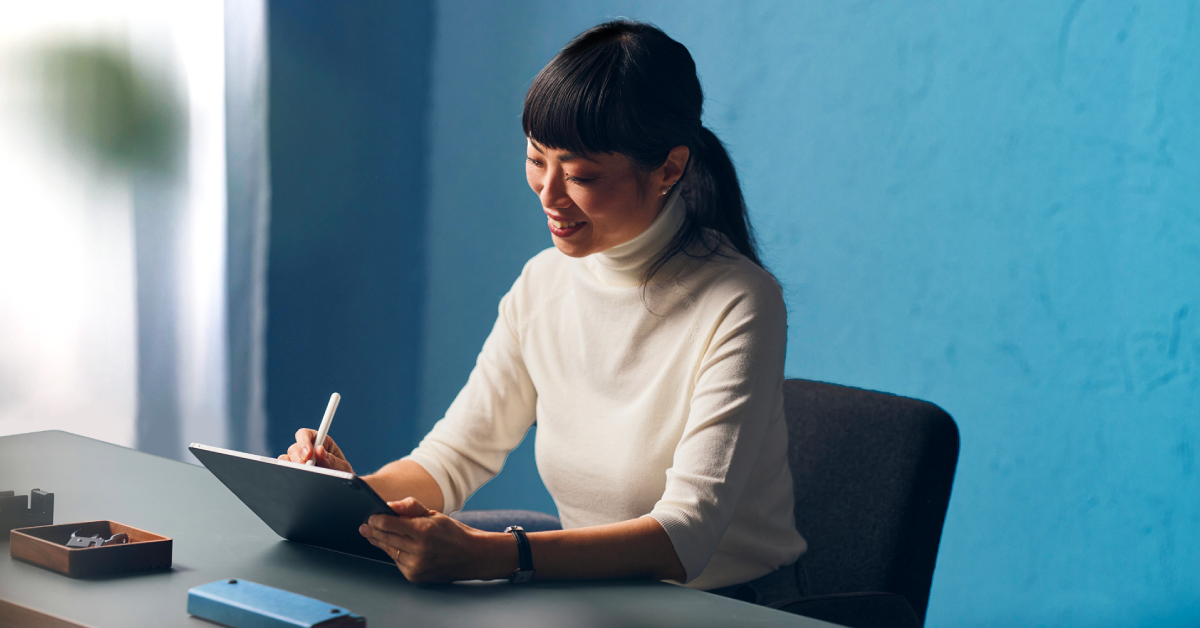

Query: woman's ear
[[660, 145, 690, 192]]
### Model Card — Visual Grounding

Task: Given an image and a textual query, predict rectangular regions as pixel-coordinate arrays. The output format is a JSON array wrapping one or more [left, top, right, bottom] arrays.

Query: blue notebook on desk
[[188, 578, 366, 627]]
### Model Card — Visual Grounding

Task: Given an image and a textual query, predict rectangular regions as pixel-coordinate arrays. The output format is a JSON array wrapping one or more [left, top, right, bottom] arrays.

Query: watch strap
[[504, 525, 534, 583]]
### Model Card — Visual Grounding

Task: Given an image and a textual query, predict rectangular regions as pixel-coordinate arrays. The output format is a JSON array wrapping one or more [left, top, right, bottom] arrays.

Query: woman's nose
[[539, 173, 571, 210]]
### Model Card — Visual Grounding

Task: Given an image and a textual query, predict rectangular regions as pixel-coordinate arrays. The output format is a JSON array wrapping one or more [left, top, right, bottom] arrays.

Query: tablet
[[189, 443, 394, 563]]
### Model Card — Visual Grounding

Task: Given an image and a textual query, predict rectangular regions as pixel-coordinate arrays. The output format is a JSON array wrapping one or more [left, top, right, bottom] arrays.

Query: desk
[[1, 431, 835, 627]]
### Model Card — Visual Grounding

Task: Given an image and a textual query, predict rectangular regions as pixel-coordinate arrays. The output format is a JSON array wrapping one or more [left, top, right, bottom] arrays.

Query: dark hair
[[522, 20, 763, 283]]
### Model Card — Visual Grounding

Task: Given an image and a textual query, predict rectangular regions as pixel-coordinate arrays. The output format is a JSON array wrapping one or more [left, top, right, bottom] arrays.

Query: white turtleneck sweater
[[405, 190, 807, 589]]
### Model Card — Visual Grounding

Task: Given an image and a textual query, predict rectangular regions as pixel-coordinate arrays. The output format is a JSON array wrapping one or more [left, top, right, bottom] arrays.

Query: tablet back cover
[[189, 444, 393, 563]]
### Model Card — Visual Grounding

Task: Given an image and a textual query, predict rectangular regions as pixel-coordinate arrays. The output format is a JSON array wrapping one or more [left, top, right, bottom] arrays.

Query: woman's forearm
[[474, 516, 687, 582], [363, 460, 445, 512], [358, 464, 686, 583]]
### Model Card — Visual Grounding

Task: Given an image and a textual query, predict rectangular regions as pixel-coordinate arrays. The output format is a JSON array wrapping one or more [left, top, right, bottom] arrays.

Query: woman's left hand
[[359, 498, 512, 583]]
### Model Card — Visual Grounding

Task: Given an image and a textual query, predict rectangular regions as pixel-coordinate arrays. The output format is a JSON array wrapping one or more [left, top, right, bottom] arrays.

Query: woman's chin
[[551, 237, 595, 258]]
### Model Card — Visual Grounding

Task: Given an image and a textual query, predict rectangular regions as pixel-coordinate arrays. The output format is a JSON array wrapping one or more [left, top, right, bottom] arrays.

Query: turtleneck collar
[[584, 185, 686, 287]]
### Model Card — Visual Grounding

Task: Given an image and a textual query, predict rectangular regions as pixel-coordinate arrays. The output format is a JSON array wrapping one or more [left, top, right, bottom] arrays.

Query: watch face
[[510, 570, 535, 584]]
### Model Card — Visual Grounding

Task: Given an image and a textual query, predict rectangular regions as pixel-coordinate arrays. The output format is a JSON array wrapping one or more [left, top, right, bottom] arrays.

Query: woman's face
[[526, 139, 688, 258]]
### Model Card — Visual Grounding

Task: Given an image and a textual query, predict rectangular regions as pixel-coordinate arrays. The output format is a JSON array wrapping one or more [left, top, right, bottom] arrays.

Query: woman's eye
[[526, 157, 542, 167], [565, 174, 592, 184]]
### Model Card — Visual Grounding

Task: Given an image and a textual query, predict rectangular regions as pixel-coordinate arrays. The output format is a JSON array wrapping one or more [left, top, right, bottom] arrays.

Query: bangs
[[522, 33, 641, 157]]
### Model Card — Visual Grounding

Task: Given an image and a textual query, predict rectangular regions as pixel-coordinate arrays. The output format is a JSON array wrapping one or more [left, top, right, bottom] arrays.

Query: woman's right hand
[[279, 428, 355, 474]]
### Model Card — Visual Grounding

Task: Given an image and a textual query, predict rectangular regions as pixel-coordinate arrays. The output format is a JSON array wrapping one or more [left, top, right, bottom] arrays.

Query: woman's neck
[[587, 186, 685, 287]]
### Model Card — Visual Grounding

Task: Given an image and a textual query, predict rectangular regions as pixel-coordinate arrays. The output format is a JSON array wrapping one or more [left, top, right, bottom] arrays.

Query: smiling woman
[[281, 19, 807, 609], [525, 139, 689, 258]]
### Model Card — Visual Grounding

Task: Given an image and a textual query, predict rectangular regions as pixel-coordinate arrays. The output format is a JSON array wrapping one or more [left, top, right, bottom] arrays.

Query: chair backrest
[[783, 379, 959, 624]]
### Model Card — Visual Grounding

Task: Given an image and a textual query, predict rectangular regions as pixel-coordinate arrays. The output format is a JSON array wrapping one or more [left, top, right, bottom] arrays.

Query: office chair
[[775, 379, 959, 628], [454, 379, 959, 628]]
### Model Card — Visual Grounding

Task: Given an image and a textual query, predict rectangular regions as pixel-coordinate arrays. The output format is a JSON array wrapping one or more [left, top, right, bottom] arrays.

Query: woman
[[281, 20, 807, 606]]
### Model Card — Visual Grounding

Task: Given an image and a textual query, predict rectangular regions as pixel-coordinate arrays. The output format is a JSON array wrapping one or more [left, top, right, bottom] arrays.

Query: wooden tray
[[9, 520, 172, 578]]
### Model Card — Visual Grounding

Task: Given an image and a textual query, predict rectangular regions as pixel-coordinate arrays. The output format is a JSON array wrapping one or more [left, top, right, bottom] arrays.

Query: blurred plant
[[33, 38, 185, 176]]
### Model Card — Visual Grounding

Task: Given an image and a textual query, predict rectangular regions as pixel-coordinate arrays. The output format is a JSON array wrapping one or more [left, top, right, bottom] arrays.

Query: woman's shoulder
[[681, 241, 783, 310], [673, 243, 788, 350]]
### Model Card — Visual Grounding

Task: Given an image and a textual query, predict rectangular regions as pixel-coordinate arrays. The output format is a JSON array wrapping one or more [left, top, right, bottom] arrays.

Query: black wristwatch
[[504, 525, 535, 584]]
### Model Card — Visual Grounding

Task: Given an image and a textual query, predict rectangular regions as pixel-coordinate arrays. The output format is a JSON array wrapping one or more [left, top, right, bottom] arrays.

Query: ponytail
[[644, 126, 763, 283]]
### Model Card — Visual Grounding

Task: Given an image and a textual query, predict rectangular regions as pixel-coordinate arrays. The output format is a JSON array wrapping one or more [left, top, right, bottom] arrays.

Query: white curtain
[[224, 0, 271, 457], [0, 1, 233, 461]]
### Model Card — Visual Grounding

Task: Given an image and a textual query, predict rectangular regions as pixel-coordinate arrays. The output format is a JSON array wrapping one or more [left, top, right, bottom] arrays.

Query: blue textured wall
[[266, 0, 432, 473], [418, 1, 566, 513], [421, 1, 1200, 625]]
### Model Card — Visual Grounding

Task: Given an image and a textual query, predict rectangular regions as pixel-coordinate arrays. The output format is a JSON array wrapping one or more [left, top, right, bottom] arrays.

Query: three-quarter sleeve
[[646, 278, 788, 583], [403, 289, 538, 513]]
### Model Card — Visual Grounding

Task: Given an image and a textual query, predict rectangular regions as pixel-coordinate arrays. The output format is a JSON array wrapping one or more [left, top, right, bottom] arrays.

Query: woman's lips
[[548, 217, 587, 238]]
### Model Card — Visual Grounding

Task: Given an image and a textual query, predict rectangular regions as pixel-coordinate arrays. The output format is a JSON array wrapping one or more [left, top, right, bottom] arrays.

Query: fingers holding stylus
[[307, 393, 341, 468], [284, 439, 317, 465], [313, 445, 352, 472], [283, 429, 353, 473], [292, 428, 318, 461]]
